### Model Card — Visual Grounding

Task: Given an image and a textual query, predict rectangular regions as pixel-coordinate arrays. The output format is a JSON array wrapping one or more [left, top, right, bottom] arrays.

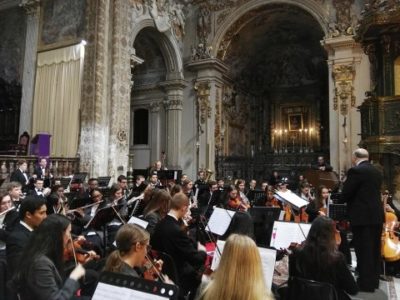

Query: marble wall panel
[[0, 7, 26, 84]]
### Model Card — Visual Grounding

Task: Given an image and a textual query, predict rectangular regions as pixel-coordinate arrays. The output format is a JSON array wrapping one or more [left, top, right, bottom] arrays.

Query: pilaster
[[19, 0, 40, 135], [149, 101, 162, 164]]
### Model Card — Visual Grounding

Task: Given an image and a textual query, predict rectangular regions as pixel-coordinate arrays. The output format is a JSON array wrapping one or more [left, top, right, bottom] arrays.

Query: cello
[[381, 192, 400, 262]]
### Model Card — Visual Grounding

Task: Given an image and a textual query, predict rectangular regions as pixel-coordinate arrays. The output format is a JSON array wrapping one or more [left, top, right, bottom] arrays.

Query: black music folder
[[249, 207, 282, 247], [92, 271, 179, 300], [97, 176, 112, 188], [247, 189, 266, 206], [71, 172, 88, 184], [85, 203, 124, 230]]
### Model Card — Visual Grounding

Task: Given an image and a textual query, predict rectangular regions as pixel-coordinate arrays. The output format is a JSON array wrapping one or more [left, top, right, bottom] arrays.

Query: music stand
[[97, 176, 112, 188], [247, 189, 266, 206], [60, 177, 72, 190], [249, 207, 282, 247], [71, 172, 88, 184], [328, 204, 347, 221], [92, 271, 179, 300], [85, 203, 124, 231]]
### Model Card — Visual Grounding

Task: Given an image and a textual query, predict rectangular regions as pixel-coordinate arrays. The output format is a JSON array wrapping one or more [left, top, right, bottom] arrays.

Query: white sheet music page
[[270, 221, 311, 249], [206, 208, 235, 236], [275, 191, 309, 209], [93, 282, 167, 300], [128, 216, 149, 229], [210, 240, 276, 290]]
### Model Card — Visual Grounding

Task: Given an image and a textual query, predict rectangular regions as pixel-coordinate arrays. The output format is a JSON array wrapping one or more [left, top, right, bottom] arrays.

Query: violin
[[64, 237, 99, 264], [228, 196, 250, 211], [142, 256, 165, 281]]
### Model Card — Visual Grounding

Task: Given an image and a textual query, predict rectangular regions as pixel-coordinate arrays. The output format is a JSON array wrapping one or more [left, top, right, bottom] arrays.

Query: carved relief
[[130, 0, 187, 40], [332, 64, 355, 115], [20, 0, 40, 15], [149, 101, 161, 113], [194, 81, 211, 123], [330, 0, 357, 37]]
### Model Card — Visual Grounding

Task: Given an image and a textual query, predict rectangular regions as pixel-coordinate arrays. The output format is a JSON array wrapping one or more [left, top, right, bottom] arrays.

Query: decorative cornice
[[159, 79, 187, 91]]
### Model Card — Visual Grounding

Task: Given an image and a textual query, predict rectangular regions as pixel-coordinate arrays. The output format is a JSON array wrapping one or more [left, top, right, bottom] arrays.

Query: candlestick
[[279, 130, 283, 153], [299, 129, 303, 153], [284, 129, 288, 153], [304, 128, 308, 152], [310, 128, 313, 152]]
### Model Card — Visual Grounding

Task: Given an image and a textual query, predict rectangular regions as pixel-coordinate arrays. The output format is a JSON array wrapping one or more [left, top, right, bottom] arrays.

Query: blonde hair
[[200, 234, 273, 300], [104, 224, 149, 273], [170, 192, 189, 210]]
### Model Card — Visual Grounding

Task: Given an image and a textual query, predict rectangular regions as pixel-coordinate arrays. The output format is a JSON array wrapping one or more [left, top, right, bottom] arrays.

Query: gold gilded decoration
[[332, 64, 355, 115], [194, 81, 211, 123]]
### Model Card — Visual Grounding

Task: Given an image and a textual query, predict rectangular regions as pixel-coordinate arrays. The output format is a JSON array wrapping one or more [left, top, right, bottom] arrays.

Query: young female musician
[[305, 185, 330, 222], [11, 214, 86, 300], [265, 186, 283, 209], [289, 216, 358, 300], [104, 224, 150, 278], [143, 189, 171, 235], [198, 234, 272, 300], [226, 185, 249, 211]]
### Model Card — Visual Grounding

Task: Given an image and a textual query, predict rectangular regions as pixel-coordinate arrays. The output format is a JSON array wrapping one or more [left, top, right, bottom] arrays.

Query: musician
[[10, 160, 30, 193], [129, 175, 146, 198], [83, 178, 99, 199], [117, 175, 129, 198], [33, 158, 53, 188], [289, 216, 358, 300], [382, 190, 400, 219], [198, 180, 218, 216], [143, 189, 171, 236], [305, 185, 330, 222], [7, 182, 23, 210], [340, 148, 383, 292], [28, 178, 51, 198], [104, 224, 150, 278], [199, 234, 272, 300], [269, 170, 281, 187], [194, 170, 207, 186], [151, 192, 207, 299], [226, 185, 248, 212], [312, 156, 333, 172], [180, 174, 188, 185], [182, 179, 196, 207], [10, 214, 86, 300], [149, 171, 162, 189], [298, 182, 314, 203], [6, 196, 47, 280], [0, 193, 19, 256], [107, 183, 128, 247], [261, 181, 268, 191], [265, 186, 282, 209], [235, 179, 250, 207], [249, 179, 257, 191], [216, 178, 225, 191]]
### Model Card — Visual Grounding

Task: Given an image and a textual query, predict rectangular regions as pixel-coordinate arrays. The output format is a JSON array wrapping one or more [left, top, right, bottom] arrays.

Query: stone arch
[[211, 0, 329, 58], [131, 20, 183, 79]]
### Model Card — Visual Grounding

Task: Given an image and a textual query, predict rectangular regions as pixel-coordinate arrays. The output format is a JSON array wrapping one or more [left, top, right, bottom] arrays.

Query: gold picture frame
[[288, 114, 303, 131]]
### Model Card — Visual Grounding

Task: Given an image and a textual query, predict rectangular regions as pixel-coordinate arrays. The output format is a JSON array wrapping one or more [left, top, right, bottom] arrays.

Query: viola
[[228, 196, 249, 211]]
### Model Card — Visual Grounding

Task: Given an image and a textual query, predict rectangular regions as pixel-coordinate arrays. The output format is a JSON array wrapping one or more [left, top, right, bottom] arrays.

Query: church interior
[[0, 0, 400, 299]]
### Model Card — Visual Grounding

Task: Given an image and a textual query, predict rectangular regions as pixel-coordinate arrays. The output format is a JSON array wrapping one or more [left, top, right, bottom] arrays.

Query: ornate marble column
[[149, 101, 162, 164], [19, 0, 40, 135], [79, 0, 111, 176], [107, 0, 133, 178], [188, 58, 228, 173], [322, 36, 370, 174], [161, 80, 186, 169]]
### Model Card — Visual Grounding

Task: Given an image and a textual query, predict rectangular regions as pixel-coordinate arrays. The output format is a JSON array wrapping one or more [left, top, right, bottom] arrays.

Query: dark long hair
[[296, 216, 341, 279], [314, 185, 329, 210], [143, 189, 171, 218], [13, 214, 70, 285]]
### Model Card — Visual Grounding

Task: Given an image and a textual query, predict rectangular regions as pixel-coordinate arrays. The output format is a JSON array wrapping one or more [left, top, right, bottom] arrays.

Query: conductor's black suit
[[340, 160, 383, 291]]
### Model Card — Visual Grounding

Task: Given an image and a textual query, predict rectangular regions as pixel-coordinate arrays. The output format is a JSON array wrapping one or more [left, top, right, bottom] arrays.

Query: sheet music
[[128, 216, 149, 229], [275, 191, 309, 209], [270, 221, 311, 249], [93, 283, 167, 300], [210, 240, 276, 290], [206, 208, 235, 236]]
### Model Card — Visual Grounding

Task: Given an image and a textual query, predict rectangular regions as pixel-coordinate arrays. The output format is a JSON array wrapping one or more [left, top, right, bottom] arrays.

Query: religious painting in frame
[[288, 114, 303, 131]]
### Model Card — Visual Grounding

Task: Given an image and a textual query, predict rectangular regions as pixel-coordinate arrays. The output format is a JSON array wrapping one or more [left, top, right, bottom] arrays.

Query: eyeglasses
[[92, 194, 102, 198]]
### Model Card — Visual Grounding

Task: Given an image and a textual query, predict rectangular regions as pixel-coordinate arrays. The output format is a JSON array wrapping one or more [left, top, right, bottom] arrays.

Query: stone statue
[[197, 7, 211, 40]]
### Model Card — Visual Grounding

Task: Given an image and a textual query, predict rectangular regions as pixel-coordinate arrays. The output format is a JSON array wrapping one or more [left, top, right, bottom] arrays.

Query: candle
[[284, 129, 288, 152], [304, 128, 308, 151], [310, 128, 313, 151], [279, 130, 283, 152], [299, 129, 303, 152]]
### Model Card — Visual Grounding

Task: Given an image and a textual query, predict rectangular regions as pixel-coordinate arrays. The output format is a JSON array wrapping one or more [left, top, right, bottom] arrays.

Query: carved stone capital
[[194, 81, 211, 123], [20, 0, 40, 15], [149, 101, 161, 113], [332, 64, 356, 115], [163, 99, 183, 110], [331, 0, 356, 37]]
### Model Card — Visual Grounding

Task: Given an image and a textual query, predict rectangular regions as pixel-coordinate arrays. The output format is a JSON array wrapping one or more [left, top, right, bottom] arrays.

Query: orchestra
[[0, 153, 398, 300]]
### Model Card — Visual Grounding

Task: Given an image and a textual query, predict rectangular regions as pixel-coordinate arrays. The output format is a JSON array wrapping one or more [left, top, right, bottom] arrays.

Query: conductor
[[340, 148, 384, 292]]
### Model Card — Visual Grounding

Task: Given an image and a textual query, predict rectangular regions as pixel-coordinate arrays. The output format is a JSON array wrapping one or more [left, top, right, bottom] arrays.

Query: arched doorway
[[130, 27, 184, 172], [213, 3, 329, 181]]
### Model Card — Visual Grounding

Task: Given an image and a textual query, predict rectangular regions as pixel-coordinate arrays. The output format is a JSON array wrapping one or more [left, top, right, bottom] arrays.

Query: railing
[[0, 155, 80, 181]]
